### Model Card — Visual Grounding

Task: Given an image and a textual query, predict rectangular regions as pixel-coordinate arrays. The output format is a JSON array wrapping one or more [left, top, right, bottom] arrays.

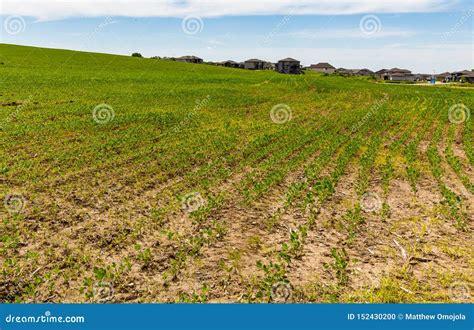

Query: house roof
[[310, 62, 335, 69], [177, 55, 202, 60], [453, 70, 472, 75], [388, 68, 411, 74], [222, 60, 238, 64], [245, 58, 264, 63], [375, 69, 388, 74], [279, 57, 299, 62]]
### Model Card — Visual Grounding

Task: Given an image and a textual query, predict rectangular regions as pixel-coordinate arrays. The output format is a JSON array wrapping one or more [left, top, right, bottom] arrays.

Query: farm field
[[0, 43, 473, 303]]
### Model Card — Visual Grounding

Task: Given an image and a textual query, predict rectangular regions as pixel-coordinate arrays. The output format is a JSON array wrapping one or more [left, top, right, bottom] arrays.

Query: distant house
[[414, 74, 431, 82], [354, 69, 374, 76], [450, 70, 474, 83], [263, 62, 275, 70], [221, 60, 240, 68], [335, 68, 374, 77], [335, 68, 352, 76], [435, 72, 451, 82], [389, 74, 415, 82], [309, 62, 336, 74], [276, 58, 301, 74], [386, 68, 414, 81], [375, 69, 389, 80], [244, 59, 265, 70], [176, 56, 203, 64], [461, 72, 474, 83]]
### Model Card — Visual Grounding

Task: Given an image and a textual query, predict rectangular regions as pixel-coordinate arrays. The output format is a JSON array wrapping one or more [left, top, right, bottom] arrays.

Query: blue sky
[[1, 0, 472, 72]]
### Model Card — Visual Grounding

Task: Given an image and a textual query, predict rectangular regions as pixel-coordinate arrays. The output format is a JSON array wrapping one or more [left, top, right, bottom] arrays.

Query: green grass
[[1, 44, 472, 303]]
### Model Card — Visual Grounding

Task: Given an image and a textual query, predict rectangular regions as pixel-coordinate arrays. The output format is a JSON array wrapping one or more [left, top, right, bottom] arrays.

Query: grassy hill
[[1, 44, 472, 303]]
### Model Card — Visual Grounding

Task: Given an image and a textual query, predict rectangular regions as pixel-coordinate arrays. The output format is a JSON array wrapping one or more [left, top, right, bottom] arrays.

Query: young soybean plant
[[328, 248, 349, 287]]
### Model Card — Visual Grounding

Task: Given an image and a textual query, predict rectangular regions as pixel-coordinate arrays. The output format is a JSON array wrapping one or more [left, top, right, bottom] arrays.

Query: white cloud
[[2, 0, 460, 20]]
